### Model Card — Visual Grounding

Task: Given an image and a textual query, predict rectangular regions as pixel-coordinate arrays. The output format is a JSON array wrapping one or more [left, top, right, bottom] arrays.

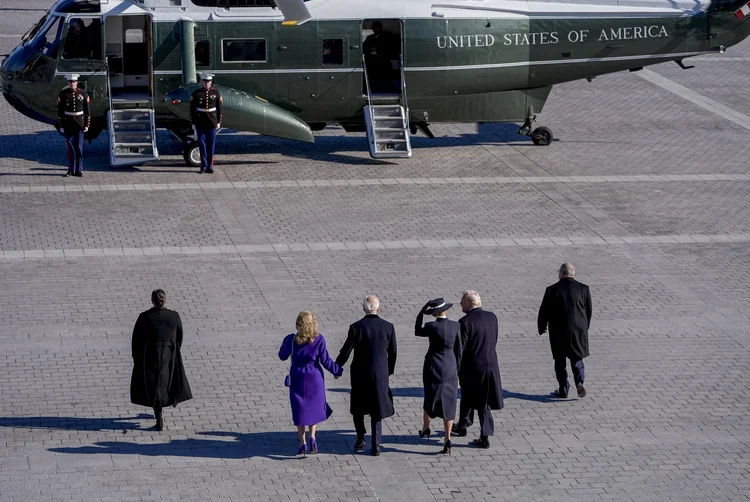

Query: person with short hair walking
[[279, 311, 343, 456], [336, 295, 397, 456], [130, 290, 192, 431], [452, 290, 504, 449], [537, 263, 592, 398]]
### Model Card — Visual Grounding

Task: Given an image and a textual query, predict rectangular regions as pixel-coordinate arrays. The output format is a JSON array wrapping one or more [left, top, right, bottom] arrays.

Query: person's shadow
[[0, 415, 150, 432], [46, 429, 442, 459], [331, 387, 561, 403]]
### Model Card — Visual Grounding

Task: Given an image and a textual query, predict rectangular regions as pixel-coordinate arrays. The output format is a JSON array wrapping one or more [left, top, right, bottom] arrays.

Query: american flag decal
[[736, 2, 750, 19]]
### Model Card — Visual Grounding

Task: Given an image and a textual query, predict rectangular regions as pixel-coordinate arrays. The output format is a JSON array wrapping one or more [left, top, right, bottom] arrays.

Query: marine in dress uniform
[[189, 73, 222, 174], [56, 74, 90, 177]]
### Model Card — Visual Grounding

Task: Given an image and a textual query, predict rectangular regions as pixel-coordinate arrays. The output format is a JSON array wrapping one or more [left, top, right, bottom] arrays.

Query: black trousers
[[353, 414, 382, 446], [457, 399, 494, 437], [554, 357, 585, 391], [154, 404, 162, 419]]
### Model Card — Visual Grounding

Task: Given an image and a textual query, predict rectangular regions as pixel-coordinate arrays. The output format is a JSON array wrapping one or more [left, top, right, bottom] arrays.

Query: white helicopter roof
[[52, 0, 710, 22]]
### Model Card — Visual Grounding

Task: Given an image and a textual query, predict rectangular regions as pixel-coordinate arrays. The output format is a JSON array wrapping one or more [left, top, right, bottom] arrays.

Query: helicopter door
[[104, 15, 152, 99], [362, 19, 402, 95]]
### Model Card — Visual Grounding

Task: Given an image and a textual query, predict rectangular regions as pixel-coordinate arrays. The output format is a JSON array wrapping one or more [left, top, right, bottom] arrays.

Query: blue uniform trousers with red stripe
[[64, 128, 84, 174], [196, 127, 218, 172]]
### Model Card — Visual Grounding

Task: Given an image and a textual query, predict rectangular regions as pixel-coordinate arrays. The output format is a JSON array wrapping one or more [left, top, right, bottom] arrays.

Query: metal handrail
[[362, 54, 374, 125], [399, 54, 409, 130], [105, 56, 116, 164]]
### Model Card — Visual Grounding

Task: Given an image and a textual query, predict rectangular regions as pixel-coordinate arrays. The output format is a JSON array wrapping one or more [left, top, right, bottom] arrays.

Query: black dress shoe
[[73, 172, 82, 177], [577, 385, 586, 398], [197, 169, 204, 174], [353, 437, 366, 451], [63, 171, 72, 177], [472, 436, 490, 449], [451, 425, 467, 437], [371, 445, 381, 456], [442, 440, 452, 455], [206, 168, 214, 174]]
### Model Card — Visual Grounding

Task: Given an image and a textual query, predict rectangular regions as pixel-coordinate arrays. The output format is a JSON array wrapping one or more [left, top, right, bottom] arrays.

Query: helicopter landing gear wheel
[[531, 126, 553, 146], [183, 141, 201, 168]]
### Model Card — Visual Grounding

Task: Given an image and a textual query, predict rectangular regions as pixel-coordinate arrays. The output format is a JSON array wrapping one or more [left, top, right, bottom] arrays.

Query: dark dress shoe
[[418, 427, 431, 439], [577, 385, 586, 398], [353, 437, 366, 451], [206, 168, 214, 174], [63, 171, 72, 177], [371, 445, 381, 456], [155, 417, 164, 431], [442, 440, 452, 455], [554, 388, 568, 398], [73, 172, 83, 177], [472, 436, 490, 449], [197, 169, 204, 174], [451, 425, 468, 437]]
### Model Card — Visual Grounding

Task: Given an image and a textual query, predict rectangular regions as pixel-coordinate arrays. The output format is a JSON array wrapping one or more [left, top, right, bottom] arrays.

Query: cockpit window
[[62, 18, 103, 60], [29, 16, 64, 59], [22, 14, 49, 44]]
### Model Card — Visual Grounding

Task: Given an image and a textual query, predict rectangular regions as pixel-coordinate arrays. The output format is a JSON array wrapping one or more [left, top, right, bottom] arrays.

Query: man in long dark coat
[[538, 263, 592, 399], [453, 290, 503, 449], [130, 289, 193, 431], [335, 295, 397, 456]]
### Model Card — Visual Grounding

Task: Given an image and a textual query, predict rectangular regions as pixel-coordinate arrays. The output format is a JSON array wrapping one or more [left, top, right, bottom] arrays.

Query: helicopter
[[0, 0, 747, 168]]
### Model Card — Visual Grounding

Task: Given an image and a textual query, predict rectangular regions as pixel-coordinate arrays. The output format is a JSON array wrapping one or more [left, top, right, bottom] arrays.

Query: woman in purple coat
[[279, 311, 343, 455]]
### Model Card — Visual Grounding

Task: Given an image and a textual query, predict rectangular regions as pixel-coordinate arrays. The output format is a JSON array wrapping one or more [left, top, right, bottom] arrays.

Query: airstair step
[[115, 142, 153, 147]]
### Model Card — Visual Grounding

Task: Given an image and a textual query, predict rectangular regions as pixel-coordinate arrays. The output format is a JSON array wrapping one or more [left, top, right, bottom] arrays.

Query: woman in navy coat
[[415, 298, 462, 454], [279, 311, 343, 455]]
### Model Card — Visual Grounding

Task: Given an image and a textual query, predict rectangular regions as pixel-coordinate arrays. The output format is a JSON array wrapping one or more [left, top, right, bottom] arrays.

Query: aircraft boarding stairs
[[107, 93, 159, 167], [362, 56, 412, 159]]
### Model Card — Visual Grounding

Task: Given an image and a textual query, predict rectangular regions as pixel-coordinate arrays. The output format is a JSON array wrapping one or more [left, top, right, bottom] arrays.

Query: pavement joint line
[[636, 69, 750, 131], [2, 233, 747, 259], [1, 173, 748, 194]]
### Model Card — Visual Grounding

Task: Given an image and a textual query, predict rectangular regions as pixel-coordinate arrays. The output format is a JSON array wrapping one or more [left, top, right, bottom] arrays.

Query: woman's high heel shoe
[[297, 443, 307, 456], [309, 437, 318, 454], [442, 440, 452, 455], [418, 428, 431, 439]]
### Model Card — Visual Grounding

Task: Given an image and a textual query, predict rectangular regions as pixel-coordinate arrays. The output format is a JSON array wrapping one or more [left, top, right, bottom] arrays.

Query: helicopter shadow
[[0, 122, 537, 171]]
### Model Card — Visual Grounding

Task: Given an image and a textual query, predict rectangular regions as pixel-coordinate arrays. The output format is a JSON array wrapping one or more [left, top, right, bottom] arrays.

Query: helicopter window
[[191, 0, 277, 7], [322, 39, 344, 65], [30, 16, 64, 59], [196, 40, 211, 66], [222, 39, 267, 63], [62, 18, 103, 60], [125, 29, 144, 44], [22, 15, 49, 44], [53, 0, 101, 13]]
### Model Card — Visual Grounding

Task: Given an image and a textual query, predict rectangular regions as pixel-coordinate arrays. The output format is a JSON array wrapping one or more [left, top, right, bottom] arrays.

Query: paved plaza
[[1, 2, 750, 501]]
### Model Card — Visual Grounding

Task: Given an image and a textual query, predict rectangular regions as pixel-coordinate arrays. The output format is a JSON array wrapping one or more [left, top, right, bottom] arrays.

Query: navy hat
[[424, 297, 452, 316]]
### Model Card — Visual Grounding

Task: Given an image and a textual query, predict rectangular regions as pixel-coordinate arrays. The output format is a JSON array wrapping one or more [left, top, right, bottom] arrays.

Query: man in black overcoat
[[130, 289, 193, 431], [335, 295, 397, 456], [538, 263, 592, 398], [453, 290, 503, 449]]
